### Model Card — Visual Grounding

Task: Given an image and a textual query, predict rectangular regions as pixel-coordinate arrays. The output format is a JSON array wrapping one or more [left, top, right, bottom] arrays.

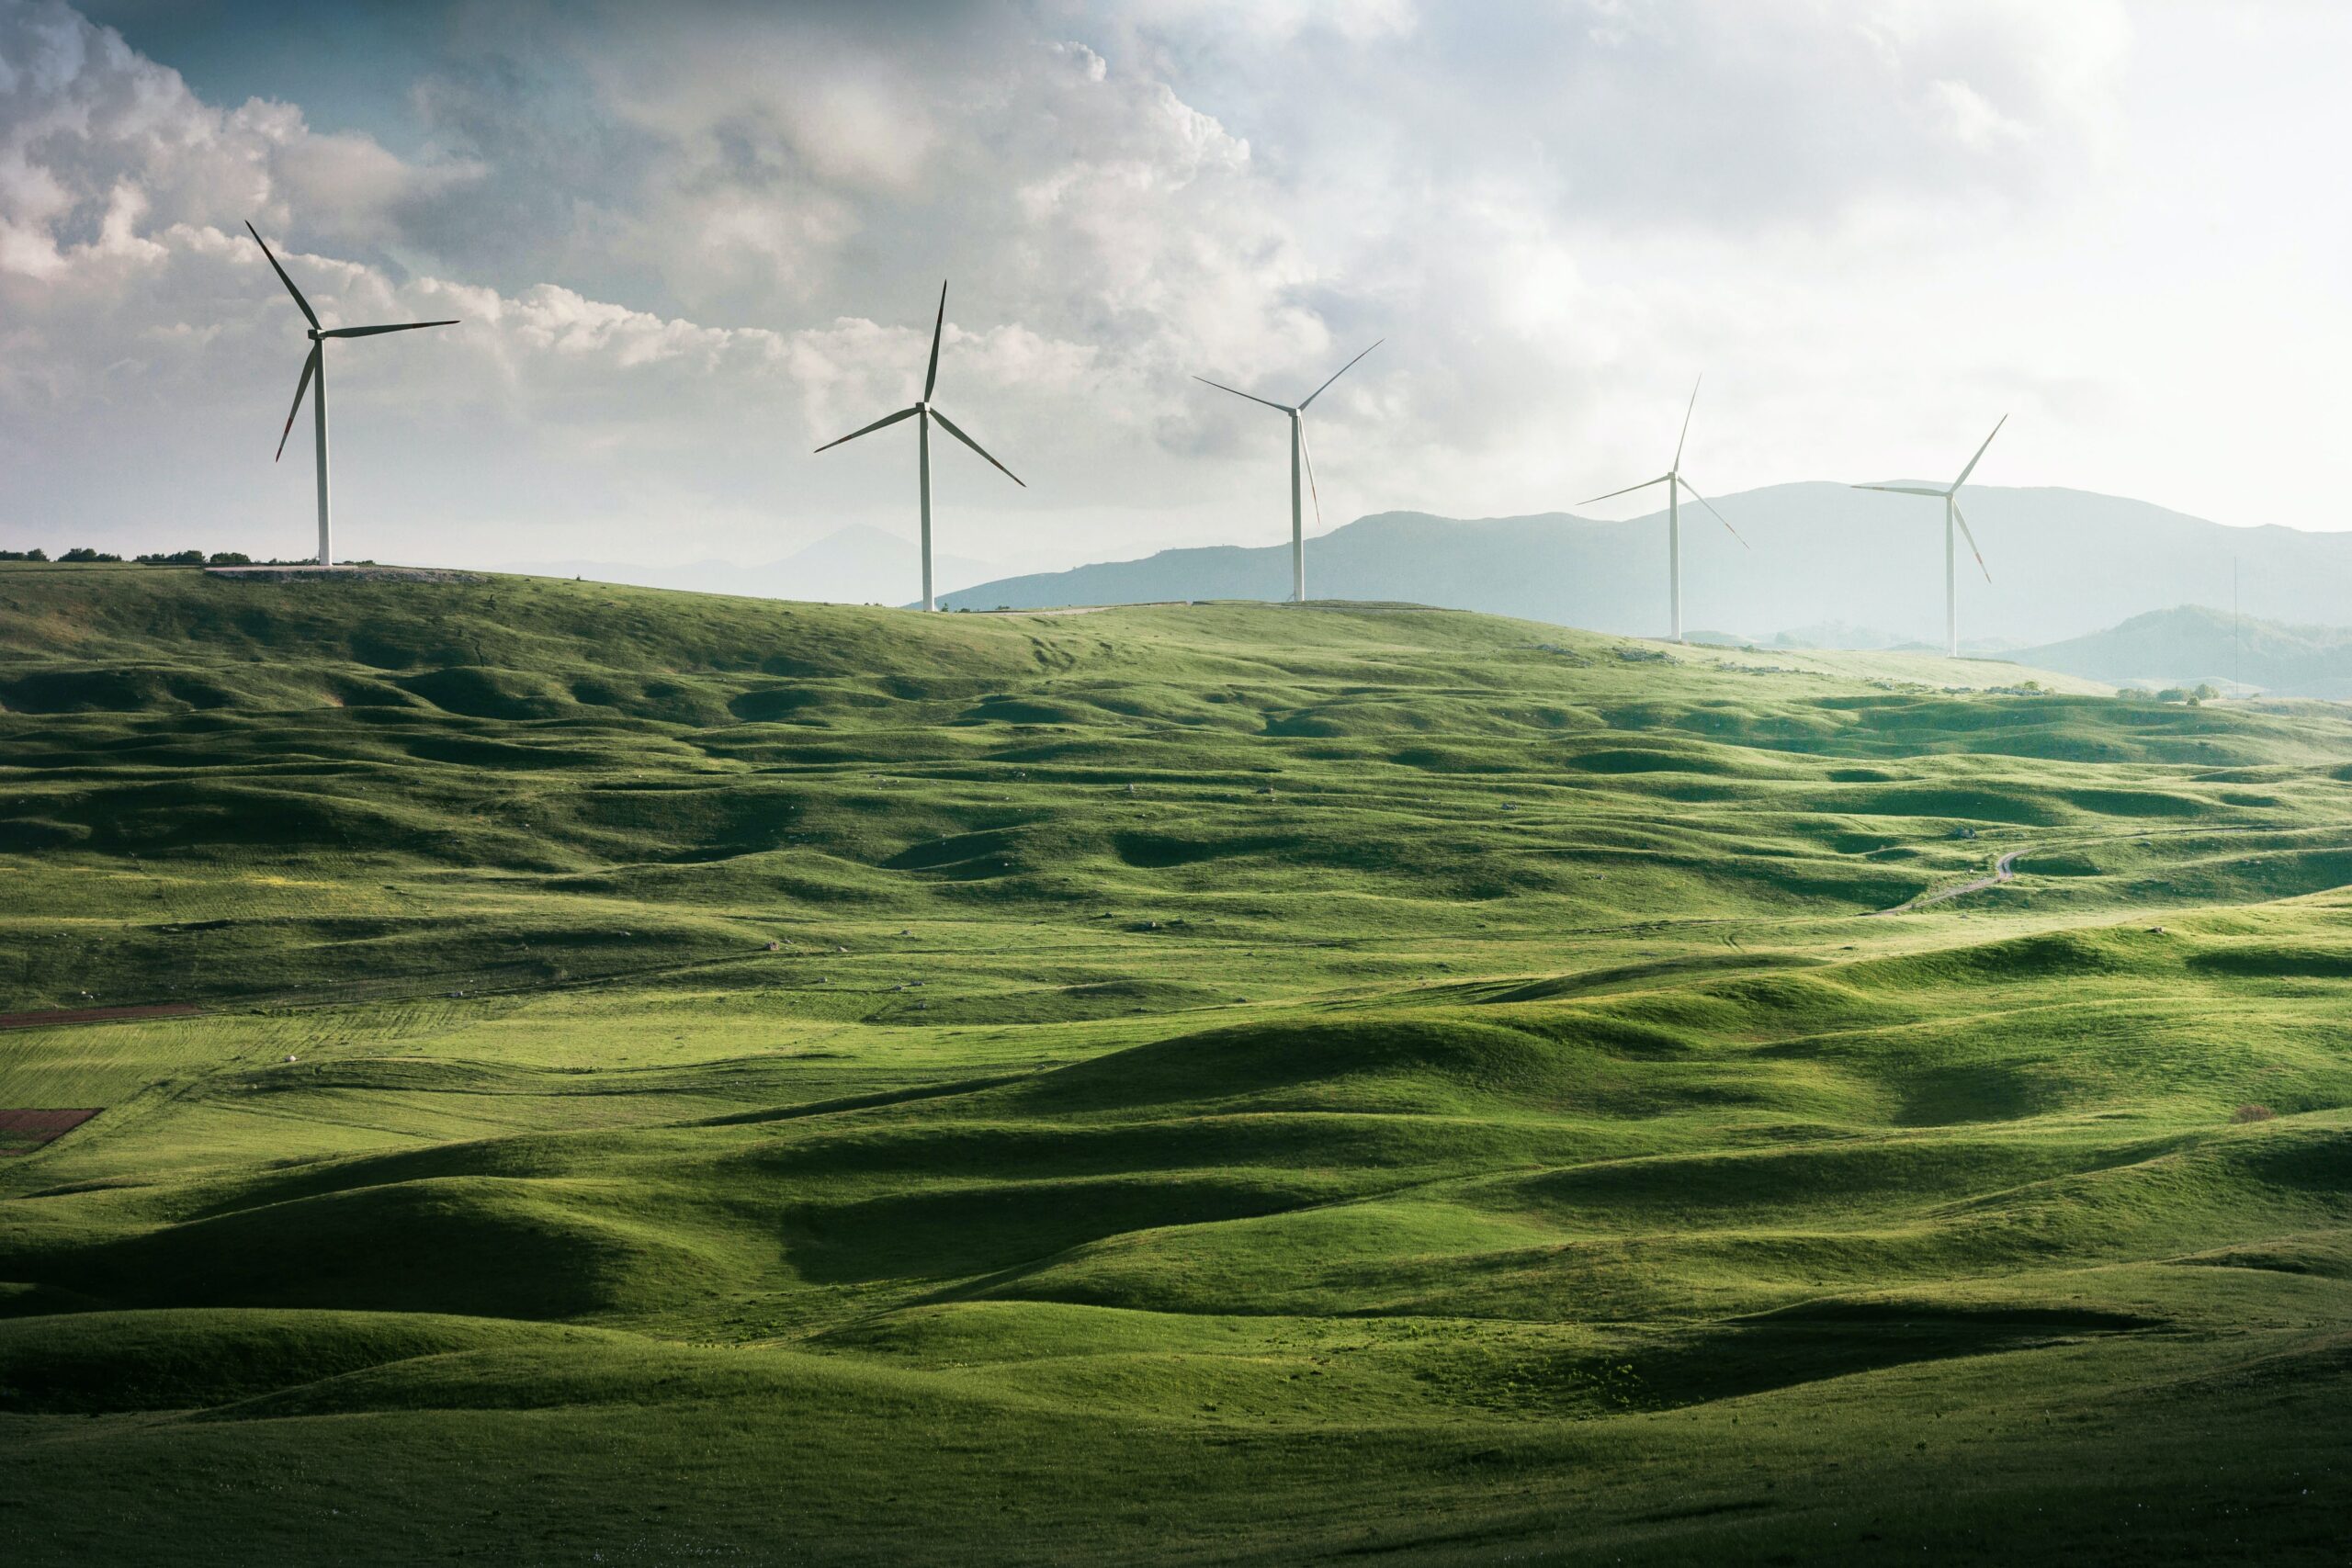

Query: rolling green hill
[[7, 562, 2352, 1564]]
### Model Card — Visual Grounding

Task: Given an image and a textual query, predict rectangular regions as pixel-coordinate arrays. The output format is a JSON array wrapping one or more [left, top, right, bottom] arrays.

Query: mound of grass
[[10, 567, 2352, 1563]]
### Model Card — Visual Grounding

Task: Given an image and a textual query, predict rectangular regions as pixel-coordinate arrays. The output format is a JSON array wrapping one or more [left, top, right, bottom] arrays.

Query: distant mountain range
[[503, 525, 996, 605], [938, 482, 2340, 649], [2010, 605, 2352, 699]]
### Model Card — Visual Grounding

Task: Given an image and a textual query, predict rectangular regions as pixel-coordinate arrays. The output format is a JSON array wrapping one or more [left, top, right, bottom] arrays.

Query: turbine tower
[[245, 222, 458, 568], [1194, 342, 1381, 604], [1853, 415, 2005, 658], [814, 282, 1024, 612], [1580, 378, 1746, 644]]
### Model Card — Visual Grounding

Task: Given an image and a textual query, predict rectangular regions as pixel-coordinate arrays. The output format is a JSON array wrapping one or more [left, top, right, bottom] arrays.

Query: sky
[[3, 0, 2348, 581]]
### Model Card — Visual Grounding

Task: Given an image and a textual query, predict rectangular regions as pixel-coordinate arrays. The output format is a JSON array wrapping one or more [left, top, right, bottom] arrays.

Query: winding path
[[1877, 847, 2028, 916]]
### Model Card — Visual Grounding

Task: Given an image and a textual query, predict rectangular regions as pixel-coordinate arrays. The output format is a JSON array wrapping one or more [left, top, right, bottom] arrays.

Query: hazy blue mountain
[[2011, 605, 2352, 698], [941, 482, 2335, 647], [503, 525, 996, 604]]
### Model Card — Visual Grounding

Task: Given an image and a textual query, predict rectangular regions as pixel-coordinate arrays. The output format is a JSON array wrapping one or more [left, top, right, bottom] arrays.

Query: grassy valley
[[6, 563, 2352, 1563]]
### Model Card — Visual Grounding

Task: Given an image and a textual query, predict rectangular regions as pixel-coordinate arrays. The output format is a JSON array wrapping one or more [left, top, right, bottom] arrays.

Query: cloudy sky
[[3, 0, 2347, 579]]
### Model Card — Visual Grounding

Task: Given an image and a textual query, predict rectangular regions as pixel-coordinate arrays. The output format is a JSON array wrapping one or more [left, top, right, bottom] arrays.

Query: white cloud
[[0, 0, 481, 281]]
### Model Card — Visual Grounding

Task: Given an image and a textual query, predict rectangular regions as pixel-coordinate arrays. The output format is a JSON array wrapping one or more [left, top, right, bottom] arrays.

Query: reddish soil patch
[[0, 1108, 101, 1154], [0, 1002, 201, 1031]]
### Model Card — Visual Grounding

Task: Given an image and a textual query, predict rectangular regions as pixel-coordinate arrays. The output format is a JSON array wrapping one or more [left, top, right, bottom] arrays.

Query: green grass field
[[6, 562, 2352, 1563]]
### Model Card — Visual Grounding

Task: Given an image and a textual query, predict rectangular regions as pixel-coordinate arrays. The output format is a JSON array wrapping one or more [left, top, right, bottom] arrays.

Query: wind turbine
[[245, 221, 458, 568], [1581, 378, 1746, 644], [1195, 341, 1381, 604], [1853, 415, 2005, 658], [814, 282, 1024, 612]]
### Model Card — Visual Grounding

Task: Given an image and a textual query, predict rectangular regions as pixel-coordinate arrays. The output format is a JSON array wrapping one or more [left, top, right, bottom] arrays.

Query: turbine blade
[[1676, 477, 1747, 549], [319, 320, 460, 339], [930, 407, 1024, 488], [1852, 484, 1951, 497], [923, 281, 947, 401], [1296, 339, 1382, 411], [814, 405, 919, 454], [1952, 412, 2007, 490], [1952, 498, 1992, 582], [1298, 418, 1324, 532], [244, 220, 319, 329], [1674, 375, 1701, 470], [1580, 475, 1673, 507], [275, 345, 320, 462], [1193, 376, 1293, 414]]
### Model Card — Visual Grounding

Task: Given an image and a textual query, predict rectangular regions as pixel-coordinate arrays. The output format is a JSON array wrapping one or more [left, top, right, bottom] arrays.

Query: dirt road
[[1877, 848, 2027, 915]]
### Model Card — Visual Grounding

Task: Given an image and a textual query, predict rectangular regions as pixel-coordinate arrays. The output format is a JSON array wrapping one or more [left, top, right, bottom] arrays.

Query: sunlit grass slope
[[6, 562, 2352, 1564]]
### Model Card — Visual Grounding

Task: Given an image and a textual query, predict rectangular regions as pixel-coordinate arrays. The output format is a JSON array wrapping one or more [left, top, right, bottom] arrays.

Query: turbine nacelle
[[1849, 414, 2008, 655], [1577, 377, 1745, 644], [1192, 341, 1383, 604], [1849, 414, 2006, 588], [812, 282, 1025, 612], [244, 220, 458, 565]]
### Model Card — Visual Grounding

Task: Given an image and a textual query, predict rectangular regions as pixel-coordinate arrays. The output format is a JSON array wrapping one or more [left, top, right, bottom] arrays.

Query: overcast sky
[[4, 0, 2348, 576]]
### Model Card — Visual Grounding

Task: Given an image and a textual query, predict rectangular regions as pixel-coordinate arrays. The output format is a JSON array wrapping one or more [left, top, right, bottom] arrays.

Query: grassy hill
[[7, 562, 2352, 1563]]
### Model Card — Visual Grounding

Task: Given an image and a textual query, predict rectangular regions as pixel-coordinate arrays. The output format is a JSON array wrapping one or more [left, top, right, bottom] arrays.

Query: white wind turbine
[[1853, 415, 2005, 658], [246, 222, 458, 568], [1581, 378, 1747, 644], [814, 282, 1024, 612], [1195, 342, 1381, 604]]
